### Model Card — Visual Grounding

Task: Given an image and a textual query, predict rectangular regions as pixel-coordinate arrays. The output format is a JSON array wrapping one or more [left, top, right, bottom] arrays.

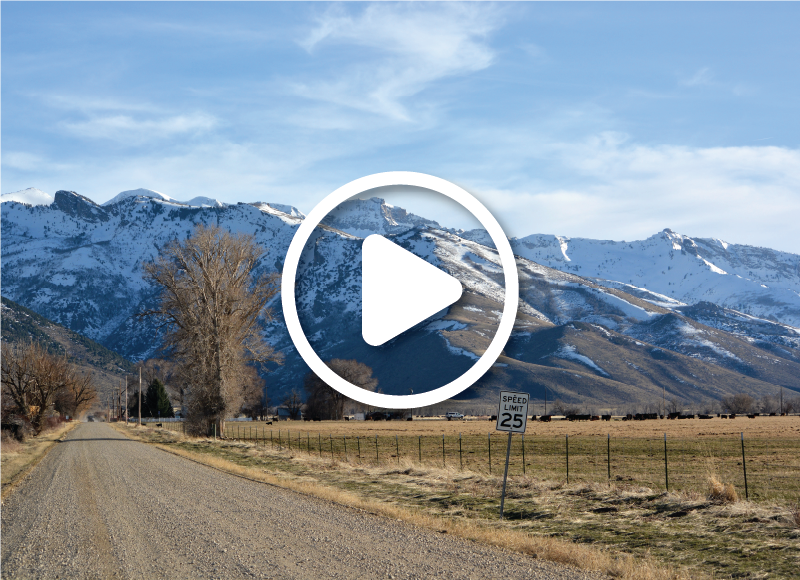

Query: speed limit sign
[[496, 390, 529, 520], [496, 391, 529, 433]]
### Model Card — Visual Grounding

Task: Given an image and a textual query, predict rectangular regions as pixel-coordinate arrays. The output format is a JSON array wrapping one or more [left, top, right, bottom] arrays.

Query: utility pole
[[138, 367, 142, 427], [124, 376, 128, 424], [780, 386, 784, 415]]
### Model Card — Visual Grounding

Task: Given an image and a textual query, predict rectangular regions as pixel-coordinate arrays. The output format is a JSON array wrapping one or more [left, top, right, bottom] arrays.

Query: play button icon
[[362, 234, 463, 347], [282, 171, 519, 409]]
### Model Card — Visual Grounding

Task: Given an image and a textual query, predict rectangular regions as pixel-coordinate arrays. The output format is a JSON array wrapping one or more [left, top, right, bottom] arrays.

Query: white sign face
[[496, 391, 529, 433]]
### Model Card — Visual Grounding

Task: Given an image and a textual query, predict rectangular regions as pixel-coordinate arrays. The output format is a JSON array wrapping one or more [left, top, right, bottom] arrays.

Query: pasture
[[158, 415, 800, 501]]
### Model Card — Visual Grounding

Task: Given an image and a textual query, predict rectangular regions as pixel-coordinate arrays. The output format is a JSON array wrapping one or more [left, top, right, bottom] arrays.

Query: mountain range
[[2, 186, 799, 411]]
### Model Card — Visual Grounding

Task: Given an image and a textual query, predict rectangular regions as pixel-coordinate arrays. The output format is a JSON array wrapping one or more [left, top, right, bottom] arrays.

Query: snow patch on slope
[[551, 345, 609, 376]]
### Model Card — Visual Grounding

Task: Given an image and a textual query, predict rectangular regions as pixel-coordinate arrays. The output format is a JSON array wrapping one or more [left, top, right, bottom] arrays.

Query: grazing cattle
[[590, 415, 600, 421], [601, 415, 611, 421], [540, 415, 552, 422], [748, 414, 756, 419], [567, 414, 591, 422], [699, 414, 713, 419]]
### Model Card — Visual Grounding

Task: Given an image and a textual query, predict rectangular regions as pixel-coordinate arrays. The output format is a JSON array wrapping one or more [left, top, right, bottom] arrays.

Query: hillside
[[2, 188, 799, 409], [1, 297, 135, 408]]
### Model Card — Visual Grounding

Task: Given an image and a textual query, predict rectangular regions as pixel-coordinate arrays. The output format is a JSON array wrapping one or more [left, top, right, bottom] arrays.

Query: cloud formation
[[295, 3, 502, 121]]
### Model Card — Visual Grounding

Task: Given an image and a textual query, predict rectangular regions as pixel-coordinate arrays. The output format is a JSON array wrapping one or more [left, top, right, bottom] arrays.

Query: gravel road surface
[[2, 423, 605, 580]]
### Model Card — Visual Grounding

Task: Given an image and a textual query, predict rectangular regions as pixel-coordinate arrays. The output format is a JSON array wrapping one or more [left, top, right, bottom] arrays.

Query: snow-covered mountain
[[2, 187, 799, 407], [1, 187, 54, 206], [102, 188, 225, 208], [510, 229, 800, 328]]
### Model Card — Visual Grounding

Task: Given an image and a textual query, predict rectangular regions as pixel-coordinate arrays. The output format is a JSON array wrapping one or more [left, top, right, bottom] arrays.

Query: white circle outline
[[281, 172, 519, 409]]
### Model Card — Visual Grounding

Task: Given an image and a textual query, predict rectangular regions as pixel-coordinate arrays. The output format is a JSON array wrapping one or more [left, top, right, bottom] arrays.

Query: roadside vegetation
[[116, 421, 800, 580]]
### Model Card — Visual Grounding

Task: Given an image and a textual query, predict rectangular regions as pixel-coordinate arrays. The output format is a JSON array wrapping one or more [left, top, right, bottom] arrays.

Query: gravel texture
[[2, 423, 606, 580]]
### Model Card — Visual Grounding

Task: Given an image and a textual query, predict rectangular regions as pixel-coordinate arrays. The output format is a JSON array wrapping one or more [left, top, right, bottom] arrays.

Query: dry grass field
[[159, 415, 800, 501], [119, 422, 800, 579]]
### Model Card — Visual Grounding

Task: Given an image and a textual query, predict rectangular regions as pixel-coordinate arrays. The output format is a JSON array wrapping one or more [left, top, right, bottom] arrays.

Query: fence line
[[147, 420, 799, 502]]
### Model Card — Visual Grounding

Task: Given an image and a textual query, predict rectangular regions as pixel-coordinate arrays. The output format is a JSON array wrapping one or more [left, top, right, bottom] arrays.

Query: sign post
[[496, 391, 529, 520]]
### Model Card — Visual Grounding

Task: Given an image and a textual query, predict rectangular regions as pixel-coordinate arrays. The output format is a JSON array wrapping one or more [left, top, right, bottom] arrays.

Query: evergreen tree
[[145, 379, 174, 418]]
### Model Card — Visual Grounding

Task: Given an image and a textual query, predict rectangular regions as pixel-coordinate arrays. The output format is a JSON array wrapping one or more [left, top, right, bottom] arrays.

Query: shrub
[[1, 430, 23, 453], [708, 476, 738, 504]]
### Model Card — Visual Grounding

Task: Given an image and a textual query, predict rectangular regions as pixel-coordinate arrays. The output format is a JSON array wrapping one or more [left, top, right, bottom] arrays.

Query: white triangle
[[362, 234, 463, 347]]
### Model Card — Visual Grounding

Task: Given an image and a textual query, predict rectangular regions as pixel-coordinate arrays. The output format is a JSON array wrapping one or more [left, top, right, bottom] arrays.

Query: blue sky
[[3, 2, 799, 251]]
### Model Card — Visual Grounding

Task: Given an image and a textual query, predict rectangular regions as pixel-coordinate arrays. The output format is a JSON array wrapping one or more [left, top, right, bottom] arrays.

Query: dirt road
[[1, 422, 604, 580]]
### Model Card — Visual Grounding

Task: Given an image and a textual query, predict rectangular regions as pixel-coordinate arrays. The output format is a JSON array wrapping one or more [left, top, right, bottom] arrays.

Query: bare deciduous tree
[[239, 365, 266, 420], [282, 390, 303, 420], [721, 393, 755, 414], [552, 399, 580, 416], [1, 342, 96, 434], [304, 359, 377, 420], [143, 225, 281, 436]]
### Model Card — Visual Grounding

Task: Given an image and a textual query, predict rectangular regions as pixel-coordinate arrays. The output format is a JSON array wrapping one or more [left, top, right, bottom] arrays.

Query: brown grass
[[790, 503, 800, 528], [1, 431, 23, 454], [707, 475, 739, 504], [207, 415, 800, 440]]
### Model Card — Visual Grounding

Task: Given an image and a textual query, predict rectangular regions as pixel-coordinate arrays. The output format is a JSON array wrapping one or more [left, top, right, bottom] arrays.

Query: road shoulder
[[1, 420, 79, 500]]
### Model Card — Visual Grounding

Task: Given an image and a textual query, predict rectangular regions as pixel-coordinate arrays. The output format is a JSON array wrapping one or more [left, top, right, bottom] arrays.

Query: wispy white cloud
[[468, 134, 800, 252], [2, 152, 45, 172], [61, 112, 217, 144], [294, 3, 502, 121], [680, 67, 714, 87]]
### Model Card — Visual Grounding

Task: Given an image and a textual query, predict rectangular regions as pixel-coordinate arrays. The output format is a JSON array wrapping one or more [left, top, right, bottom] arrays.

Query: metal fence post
[[344, 436, 347, 462], [499, 432, 513, 520], [318, 433, 322, 458], [741, 432, 749, 500], [521, 434, 526, 476], [607, 433, 611, 480], [566, 434, 569, 484], [418, 435, 422, 463], [375, 435, 379, 464], [664, 433, 669, 492], [459, 433, 463, 470], [442, 434, 446, 468], [488, 433, 492, 475], [396, 435, 399, 464]]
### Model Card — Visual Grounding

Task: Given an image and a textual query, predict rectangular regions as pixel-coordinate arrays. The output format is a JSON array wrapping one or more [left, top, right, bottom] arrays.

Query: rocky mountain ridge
[[2, 187, 799, 408]]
